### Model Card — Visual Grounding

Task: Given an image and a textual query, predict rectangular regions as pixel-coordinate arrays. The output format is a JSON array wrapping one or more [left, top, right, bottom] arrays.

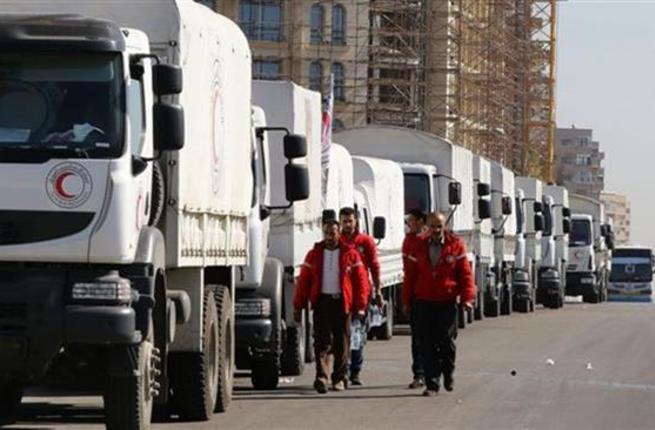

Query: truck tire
[[474, 290, 484, 321], [583, 292, 600, 304], [148, 160, 165, 227], [0, 381, 22, 425], [281, 324, 305, 376], [545, 294, 559, 309], [212, 285, 233, 413], [251, 359, 280, 390], [485, 297, 500, 317], [169, 288, 220, 421], [500, 287, 512, 316], [375, 295, 394, 341], [457, 304, 467, 329], [304, 308, 315, 363], [104, 327, 157, 430], [515, 298, 530, 313]]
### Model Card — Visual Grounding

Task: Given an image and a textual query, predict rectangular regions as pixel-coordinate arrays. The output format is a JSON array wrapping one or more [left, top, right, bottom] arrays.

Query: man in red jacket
[[293, 220, 369, 394], [403, 212, 476, 396], [339, 207, 381, 386], [402, 208, 427, 389]]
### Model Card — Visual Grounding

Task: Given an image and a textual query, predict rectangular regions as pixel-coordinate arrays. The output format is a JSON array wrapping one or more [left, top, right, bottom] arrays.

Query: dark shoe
[[422, 388, 439, 397], [443, 374, 454, 392], [408, 377, 425, 389], [331, 380, 346, 392], [314, 379, 328, 394], [350, 374, 363, 386]]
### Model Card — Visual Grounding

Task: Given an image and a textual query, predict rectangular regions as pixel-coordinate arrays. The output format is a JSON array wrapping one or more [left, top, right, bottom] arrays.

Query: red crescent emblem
[[54, 172, 76, 199]]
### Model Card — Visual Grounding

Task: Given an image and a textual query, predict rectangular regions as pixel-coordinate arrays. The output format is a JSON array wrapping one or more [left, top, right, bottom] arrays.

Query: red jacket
[[341, 231, 380, 294], [402, 232, 421, 270], [293, 242, 369, 314], [402, 231, 476, 306]]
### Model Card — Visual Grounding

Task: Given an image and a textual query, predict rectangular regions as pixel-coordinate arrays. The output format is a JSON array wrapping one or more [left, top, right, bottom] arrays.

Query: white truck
[[490, 161, 517, 315], [541, 185, 571, 308], [567, 194, 613, 303], [352, 156, 405, 339], [0, 3, 308, 428], [235, 81, 322, 390], [472, 156, 501, 319], [335, 126, 481, 329], [514, 177, 545, 311]]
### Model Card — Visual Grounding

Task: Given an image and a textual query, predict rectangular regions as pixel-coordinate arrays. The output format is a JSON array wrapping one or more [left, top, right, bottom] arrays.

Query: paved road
[[7, 300, 655, 430]]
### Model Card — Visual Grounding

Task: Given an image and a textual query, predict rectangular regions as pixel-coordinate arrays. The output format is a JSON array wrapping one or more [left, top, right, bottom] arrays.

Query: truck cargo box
[[253, 81, 322, 274], [324, 144, 355, 214]]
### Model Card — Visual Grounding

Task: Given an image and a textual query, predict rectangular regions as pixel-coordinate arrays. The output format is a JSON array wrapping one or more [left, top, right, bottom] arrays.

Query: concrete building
[[600, 191, 631, 246], [200, 0, 369, 130], [554, 127, 605, 200]]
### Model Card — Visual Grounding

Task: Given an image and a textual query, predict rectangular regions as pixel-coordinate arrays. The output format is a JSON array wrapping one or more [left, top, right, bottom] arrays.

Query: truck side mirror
[[533, 201, 543, 213], [284, 134, 307, 159], [563, 218, 571, 234], [534, 214, 544, 232], [478, 199, 491, 220], [449, 182, 462, 205], [285, 164, 309, 202], [606, 236, 615, 251], [600, 225, 608, 237], [477, 183, 491, 197], [562, 207, 571, 217], [322, 209, 336, 224], [153, 64, 183, 95], [373, 216, 386, 240], [501, 196, 512, 215], [154, 102, 185, 151]]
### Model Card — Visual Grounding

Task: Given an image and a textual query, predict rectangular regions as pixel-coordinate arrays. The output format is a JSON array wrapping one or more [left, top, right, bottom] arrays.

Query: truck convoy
[[567, 193, 614, 303], [608, 246, 654, 301], [0, 1, 309, 428], [0, 2, 613, 428]]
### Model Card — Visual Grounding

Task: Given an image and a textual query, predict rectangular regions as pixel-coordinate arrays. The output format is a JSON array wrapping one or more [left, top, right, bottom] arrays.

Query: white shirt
[[321, 248, 341, 295]]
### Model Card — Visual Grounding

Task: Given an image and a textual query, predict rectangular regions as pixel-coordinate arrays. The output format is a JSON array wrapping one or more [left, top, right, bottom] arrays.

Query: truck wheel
[[584, 292, 600, 304], [501, 288, 512, 315], [169, 288, 220, 420], [380, 295, 395, 340], [304, 308, 315, 363], [281, 324, 305, 376], [474, 290, 484, 321], [485, 297, 500, 317], [457, 304, 467, 329], [0, 381, 22, 425], [104, 329, 158, 430], [251, 359, 280, 390], [212, 286, 233, 413], [515, 298, 530, 313]]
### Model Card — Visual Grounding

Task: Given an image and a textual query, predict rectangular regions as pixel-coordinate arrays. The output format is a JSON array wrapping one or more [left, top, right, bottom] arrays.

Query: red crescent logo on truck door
[[46, 163, 93, 209]]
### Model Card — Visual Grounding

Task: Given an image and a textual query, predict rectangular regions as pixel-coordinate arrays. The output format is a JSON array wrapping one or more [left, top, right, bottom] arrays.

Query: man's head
[[323, 220, 341, 249], [339, 207, 358, 236], [427, 212, 447, 242], [407, 209, 427, 234]]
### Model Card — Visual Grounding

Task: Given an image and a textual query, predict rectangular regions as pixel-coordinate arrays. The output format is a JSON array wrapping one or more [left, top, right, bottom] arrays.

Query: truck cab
[[608, 247, 654, 302], [401, 163, 438, 215], [536, 193, 564, 308]]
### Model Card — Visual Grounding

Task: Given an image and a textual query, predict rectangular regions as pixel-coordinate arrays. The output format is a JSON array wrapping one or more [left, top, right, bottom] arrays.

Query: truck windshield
[[515, 197, 524, 234], [404, 173, 430, 214], [610, 258, 653, 283], [569, 219, 592, 246], [0, 52, 124, 159], [543, 202, 553, 236]]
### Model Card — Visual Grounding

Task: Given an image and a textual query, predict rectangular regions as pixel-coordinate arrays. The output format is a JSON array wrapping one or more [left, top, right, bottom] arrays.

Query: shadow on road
[[234, 384, 422, 401], [11, 401, 105, 428]]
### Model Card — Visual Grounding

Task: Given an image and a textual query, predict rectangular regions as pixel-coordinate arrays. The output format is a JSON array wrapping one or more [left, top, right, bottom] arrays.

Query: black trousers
[[313, 295, 351, 384], [414, 300, 458, 390], [410, 305, 424, 379]]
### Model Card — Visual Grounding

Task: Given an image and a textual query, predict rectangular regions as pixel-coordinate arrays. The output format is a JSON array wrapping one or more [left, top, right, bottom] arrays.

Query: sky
[[557, 0, 655, 248]]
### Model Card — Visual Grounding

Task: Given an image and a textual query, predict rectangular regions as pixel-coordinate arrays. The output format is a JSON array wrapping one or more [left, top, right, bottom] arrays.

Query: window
[[253, 60, 280, 80], [515, 197, 524, 234], [561, 138, 572, 146], [310, 4, 324, 44], [570, 219, 592, 246], [239, 1, 283, 42], [195, 0, 217, 9], [331, 62, 345, 100], [309, 61, 323, 92], [404, 174, 431, 214], [575, 154, 591, 166], [331, 4, 346, 45]]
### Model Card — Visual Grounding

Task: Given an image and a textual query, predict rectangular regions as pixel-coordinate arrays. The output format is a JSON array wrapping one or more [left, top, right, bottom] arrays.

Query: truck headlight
[[235, 298, 271, 317], [72, 281, 132, 303]]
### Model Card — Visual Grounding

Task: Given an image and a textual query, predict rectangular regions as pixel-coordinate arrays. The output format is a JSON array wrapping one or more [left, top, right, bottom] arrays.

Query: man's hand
[[402, 304, 411, 319], [357, 310, 367, 322], [374, 290, 384, 308], [293, 309, 302, 323], [463, 301, 474, 312]]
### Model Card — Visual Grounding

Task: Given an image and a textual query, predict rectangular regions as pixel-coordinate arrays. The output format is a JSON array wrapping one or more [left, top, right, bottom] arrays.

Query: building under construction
[[213, 0, 558, 180]]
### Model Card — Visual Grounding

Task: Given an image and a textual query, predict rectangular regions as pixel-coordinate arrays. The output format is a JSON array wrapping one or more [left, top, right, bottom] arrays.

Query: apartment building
[[600, 191, 631, 246], [554, 127, 605, 200]]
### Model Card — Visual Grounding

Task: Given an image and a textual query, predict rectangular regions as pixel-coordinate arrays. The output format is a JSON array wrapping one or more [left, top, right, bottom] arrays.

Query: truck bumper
[[235, 318, 274, 369], [0, 265, 145, 382], [566, 272, 596, 296]]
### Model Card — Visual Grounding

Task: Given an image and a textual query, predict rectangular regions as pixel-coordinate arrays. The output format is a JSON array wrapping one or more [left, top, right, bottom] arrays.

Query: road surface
[[7, 300, 655, 430]]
